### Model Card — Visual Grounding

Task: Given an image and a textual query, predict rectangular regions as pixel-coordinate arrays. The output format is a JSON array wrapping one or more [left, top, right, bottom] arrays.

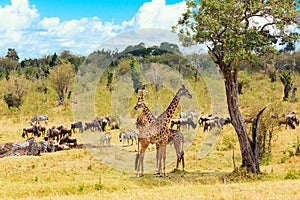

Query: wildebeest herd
[[17, 115, 115, 155]]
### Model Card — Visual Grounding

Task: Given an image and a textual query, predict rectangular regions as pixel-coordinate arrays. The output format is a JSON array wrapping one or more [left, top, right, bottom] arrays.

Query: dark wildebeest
[[30, 114, 48, 126], [286, 112, 299, 129], [84, 120, 101, 131], [119, 130, 138, 146], [46, 128, 60, 142], [38, 125, 46, 136], [59, 135, 77, 147], [198, 114, 219, 126], [71, 121, 83, 133], [57, 125, 72, 138], [22, 125, 40, 138], [203, 117, 231, 132], [94, 116, 111, 132]]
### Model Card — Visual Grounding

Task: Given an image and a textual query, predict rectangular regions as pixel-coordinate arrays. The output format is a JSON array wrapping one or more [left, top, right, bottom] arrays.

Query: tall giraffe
[[134, 85, 191, 177], [134, 97, 185, 173]]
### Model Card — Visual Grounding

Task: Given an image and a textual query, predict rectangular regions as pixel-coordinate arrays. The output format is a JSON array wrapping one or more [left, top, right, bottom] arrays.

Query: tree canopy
[[174, 0, 300, 68], [173, 0, 300, 173]]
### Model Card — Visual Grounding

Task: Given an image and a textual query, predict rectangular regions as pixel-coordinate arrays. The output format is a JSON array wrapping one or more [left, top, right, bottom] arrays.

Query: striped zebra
[[119, 130, 138, 146]]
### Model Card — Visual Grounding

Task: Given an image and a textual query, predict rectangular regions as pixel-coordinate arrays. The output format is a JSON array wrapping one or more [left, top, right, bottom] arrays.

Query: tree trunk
[[222, 68, 260, 173]]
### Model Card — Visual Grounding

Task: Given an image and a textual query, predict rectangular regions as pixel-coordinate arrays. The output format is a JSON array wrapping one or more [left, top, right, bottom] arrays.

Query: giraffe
[[134, 97, 186, 173], [134, 85, 192, 177]]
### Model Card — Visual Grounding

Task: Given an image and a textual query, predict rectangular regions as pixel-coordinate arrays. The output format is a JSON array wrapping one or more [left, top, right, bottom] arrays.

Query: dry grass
[[0, 72, 300, 199]]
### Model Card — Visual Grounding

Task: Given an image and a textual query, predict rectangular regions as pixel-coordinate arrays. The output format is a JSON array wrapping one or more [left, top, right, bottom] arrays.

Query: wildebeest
[[271, 112, 299, 129], [203, 117, 231, 132], [198, 114, 219, 126], [71, 121, 83, 133], [59, 135, 77, 147], [57, 125, 72, 138], [94, 116, 111, 132], [286, 112, 299, 129], [100, 132, 112, 147], [22, 125, 40, 138], [37, 125, 46, 136], [46, 128, 60, 142], [170, 118, 197, 129], [54, 144, 70, 151], [30, 114, 48, 126], [84, 120, 101, 131], [119, 130, 138, 146]]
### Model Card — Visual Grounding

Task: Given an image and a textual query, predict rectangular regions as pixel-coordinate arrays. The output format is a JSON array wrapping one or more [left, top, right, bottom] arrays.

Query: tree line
[[1, 39, 299, 110]]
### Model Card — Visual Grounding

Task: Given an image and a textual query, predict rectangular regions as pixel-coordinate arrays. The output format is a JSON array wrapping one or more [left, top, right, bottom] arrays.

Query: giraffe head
[[176, 85, 192, 99], [134, 97, 144, 110]]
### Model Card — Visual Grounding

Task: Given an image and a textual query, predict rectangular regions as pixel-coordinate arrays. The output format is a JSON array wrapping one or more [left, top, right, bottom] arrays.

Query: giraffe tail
[[135, 139, 140, 170]]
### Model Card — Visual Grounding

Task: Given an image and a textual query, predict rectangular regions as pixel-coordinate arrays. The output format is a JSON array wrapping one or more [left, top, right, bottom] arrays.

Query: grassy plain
[[0, 72, 300, 199]]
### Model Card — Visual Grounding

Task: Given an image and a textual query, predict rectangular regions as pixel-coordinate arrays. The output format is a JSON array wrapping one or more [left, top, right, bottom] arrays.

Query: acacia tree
[[173, 0, 300, 173], [48, 61, 74, 104]]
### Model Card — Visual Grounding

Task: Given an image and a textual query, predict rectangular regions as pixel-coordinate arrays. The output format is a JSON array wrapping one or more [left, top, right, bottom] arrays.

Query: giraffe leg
[[182, 155, 185, 172], [136, 148, 145, 177], [155, 144, 159, 174], [136, 151, 141, 177], [141, 152, 144, 177], [176, 157, 180, 170], [162, 145, 167, 177], [157, 145, 163, 177]]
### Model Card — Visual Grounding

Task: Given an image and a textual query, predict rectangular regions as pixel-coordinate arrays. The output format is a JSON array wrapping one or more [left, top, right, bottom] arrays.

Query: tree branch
[[260, 22, 276, 32]]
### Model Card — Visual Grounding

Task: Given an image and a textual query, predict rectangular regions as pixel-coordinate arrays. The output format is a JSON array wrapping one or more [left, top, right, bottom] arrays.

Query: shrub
[[3, 73, 27, 109]]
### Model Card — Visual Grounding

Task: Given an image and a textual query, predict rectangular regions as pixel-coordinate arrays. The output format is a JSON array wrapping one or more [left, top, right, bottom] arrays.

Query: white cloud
[[0, 0, 188, 59], [40, 17, 60, 31], [133, 0, 187, 29], [0, 0, 39, 31], [0, 0, 39, 49]]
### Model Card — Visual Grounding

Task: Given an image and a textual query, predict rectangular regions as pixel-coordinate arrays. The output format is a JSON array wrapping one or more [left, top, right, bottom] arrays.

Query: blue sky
[[28, 0, 183, 23], [0, 0, 186, 59], [1, 0, 297, 60]]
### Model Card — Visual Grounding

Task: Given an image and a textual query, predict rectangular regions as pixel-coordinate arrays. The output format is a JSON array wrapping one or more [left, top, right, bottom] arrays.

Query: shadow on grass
[[128, 168, 229, 186]]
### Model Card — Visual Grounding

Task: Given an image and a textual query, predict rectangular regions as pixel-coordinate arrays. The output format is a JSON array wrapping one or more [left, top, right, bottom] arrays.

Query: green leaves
[[174, 0, 300, 67]]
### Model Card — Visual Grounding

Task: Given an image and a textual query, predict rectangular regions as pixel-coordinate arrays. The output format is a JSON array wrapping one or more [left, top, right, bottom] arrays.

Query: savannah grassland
[[0, 71, 300, 200]]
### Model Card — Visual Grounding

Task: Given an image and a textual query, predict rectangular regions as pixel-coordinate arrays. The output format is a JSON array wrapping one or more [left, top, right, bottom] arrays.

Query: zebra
[[25, 138, 40, 156], [30, 114, 48, 126], [119, 130, 138, 146], [39, 141, 48, 153]]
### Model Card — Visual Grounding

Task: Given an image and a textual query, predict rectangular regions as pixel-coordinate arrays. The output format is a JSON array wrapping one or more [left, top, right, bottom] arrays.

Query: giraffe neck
[[142, 104, 155, 124], [159, 94, 180, 125]]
